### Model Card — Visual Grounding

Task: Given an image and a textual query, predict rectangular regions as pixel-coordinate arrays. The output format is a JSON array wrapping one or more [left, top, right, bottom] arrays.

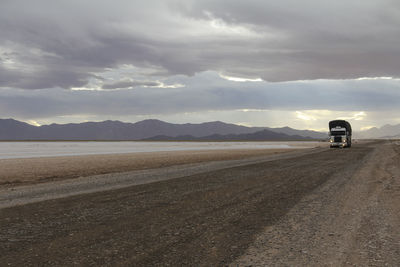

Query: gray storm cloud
[[1, 73, 400, 120], [1, 0, 400, 90], [2, 0, 400, 130]]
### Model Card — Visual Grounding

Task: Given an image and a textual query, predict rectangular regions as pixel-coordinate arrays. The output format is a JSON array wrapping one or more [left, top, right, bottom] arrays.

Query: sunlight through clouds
[[295, 111, 316, 121], [219, 74, 263, 82]]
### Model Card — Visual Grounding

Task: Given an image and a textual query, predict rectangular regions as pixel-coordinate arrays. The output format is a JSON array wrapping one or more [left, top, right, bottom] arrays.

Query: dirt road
[[1, 141, 399, 266]]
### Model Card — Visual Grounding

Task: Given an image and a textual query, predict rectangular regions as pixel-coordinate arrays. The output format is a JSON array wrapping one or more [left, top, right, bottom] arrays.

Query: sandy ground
[[0, 148, 299, 187], [233, 140, 400, 266], [0, 148, 327, 209], [1, 140, 399, 266]]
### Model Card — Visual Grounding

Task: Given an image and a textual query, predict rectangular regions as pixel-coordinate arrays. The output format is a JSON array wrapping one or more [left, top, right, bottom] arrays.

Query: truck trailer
[[329, 120, 352, 148]]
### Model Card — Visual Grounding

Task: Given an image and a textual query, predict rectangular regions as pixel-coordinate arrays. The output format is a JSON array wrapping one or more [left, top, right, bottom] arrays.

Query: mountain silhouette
[[0, 118, 327, 140]]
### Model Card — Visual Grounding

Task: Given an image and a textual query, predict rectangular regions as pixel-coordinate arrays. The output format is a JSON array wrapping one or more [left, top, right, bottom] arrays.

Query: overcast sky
[[1, 0, 400, 131]]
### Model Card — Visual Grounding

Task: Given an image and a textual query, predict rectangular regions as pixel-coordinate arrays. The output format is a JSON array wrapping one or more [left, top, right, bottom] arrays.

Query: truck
[[329, 120, 352, 148]]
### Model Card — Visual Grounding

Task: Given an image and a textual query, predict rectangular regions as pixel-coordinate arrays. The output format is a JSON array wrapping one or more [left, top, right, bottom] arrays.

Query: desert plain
[[1, 140, 399, 266]]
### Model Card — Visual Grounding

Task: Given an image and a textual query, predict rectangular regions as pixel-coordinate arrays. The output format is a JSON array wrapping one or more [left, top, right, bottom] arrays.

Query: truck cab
[[329, 120, 352, 148]]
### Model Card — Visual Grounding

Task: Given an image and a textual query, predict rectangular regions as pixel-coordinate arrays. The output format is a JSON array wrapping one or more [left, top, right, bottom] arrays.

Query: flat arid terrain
[[0, 147, 304, 187], [1, 140, 400, 265]]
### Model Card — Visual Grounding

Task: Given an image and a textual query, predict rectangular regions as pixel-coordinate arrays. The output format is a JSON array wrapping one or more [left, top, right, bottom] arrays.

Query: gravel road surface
[[1, 140, 399, 266]]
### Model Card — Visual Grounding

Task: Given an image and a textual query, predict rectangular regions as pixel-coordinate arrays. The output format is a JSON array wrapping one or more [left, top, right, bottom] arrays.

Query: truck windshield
[[331, 131, 346, 136]]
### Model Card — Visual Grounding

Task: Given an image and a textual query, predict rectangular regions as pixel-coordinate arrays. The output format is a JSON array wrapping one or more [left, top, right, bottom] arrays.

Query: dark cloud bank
[[1, 0, 400, 128], [1, 0, 400, 90]]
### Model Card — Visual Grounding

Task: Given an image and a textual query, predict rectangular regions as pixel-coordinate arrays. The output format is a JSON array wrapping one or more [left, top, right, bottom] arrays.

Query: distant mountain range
[[144, 130, 311, 141], [355, 124, 400, 139], [0, 118, 328, 141]]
